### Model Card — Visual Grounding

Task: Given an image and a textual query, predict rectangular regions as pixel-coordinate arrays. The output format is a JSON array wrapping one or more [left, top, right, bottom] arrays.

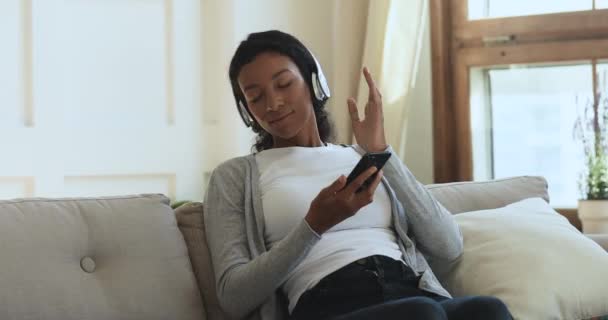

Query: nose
[[266, 89, 284, 111]]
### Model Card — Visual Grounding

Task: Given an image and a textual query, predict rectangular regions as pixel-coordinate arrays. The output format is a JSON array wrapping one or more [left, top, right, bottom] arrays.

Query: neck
[[273, 135, 324, 148], [272, 119, 324, 148]]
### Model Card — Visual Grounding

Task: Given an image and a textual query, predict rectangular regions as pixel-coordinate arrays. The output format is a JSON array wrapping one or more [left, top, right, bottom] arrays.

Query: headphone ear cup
[[237, 101, 254, 127], [312, 72, 325, 102], [315, 70, 331, 100], [309, 51, 331, 102]]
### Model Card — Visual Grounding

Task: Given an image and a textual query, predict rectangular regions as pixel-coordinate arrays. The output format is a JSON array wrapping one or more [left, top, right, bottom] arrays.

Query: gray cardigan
[[203, 144, 463, 320]]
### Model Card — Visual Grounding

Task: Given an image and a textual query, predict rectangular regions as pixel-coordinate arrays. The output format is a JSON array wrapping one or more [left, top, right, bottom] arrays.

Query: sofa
[[1, 176, 607, 320]]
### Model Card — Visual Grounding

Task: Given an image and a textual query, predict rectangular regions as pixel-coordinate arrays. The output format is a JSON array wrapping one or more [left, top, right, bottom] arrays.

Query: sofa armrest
[[586, 234, 608, 252]]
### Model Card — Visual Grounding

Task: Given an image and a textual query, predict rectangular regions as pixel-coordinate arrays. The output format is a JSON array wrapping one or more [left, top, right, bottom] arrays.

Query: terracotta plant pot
[[578, 200, 608, 233]]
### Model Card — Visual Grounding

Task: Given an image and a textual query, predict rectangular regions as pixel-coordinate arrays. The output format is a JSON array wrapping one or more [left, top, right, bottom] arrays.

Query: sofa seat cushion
[[0, 194, 204, 320]]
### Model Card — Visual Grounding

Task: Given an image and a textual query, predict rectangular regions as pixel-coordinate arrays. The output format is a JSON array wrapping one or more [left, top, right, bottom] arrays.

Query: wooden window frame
[[430, 1, 608, 183]]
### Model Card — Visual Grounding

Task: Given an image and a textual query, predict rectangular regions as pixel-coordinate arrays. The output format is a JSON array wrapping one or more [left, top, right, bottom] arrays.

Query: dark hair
[[228, 30, 335, 152]]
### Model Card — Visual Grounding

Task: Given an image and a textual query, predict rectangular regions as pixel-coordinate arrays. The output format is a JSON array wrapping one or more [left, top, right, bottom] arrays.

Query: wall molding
[[0, 176, 35, 197], [64, 173, 177, 200], [164, 0, 175, 125], [22, 0, 33, 127], [19, 0, 176, 126]]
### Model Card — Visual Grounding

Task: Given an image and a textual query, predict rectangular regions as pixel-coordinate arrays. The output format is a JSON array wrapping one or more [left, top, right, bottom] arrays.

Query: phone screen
[[345, 151, 391, 192]]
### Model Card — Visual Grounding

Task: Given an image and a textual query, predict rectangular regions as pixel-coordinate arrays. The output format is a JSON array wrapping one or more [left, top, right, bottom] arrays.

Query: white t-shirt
[[255, 143, 403, 313]]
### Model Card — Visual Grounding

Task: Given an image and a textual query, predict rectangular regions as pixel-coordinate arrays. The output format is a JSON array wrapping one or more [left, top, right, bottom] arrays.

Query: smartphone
[[345, 151, 392, 193]]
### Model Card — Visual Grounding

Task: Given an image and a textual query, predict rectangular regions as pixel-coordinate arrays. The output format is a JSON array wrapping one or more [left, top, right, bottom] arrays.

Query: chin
[[271, 129, 300, 141], [266, 118, 300, 139], [268, 123, 304, 142]]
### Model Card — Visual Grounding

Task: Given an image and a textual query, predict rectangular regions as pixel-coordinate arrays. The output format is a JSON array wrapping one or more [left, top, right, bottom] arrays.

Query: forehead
[[237, 52, 302, 85]]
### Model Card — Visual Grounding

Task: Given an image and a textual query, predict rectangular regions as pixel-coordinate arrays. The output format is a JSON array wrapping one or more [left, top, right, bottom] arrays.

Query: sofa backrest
[[175, 175, 549, 320], [0, 194, 205, 320], [426, 176, 549, 214]]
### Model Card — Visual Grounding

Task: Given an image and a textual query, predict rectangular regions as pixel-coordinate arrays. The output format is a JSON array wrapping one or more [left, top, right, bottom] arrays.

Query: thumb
[[324, 175, 346, 194]]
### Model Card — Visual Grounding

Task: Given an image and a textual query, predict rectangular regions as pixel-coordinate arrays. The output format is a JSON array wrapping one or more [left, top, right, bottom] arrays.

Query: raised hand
[[347, 67, 388, 153]]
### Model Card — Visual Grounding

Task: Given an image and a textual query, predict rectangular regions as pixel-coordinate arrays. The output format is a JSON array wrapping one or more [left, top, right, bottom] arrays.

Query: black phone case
[[346, 152, 392, 192]]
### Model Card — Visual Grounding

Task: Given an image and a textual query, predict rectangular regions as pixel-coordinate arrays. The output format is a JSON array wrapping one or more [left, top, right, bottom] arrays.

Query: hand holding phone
[[306, 165, 384, 234], [345, 151, 391, 192]]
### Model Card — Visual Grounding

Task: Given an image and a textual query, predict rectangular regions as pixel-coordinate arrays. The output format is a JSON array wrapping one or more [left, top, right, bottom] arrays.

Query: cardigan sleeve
[[203, 159, 321, 319]]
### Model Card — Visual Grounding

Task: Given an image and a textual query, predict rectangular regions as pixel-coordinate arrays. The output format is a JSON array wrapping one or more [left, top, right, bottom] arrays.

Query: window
[[468, 1, 594, 20], [431, 1, 608, 209], [470, 63, 608, 207]]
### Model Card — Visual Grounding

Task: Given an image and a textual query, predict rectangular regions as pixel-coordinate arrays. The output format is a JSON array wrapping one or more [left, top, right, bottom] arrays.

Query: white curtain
[[354, 0, 428, 159], [327, 0, 370, 143]]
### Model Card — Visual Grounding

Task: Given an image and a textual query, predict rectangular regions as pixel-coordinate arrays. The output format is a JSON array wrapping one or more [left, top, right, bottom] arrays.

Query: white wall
[[0, 0, 205, 201]]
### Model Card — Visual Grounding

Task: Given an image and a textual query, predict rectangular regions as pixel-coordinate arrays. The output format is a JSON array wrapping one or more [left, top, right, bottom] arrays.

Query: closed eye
[[248, 79, 292, 103], [250, 95, 262, 104], [278, 81, 292, 89]]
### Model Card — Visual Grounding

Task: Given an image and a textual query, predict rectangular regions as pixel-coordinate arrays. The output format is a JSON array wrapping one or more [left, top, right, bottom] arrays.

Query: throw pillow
[[440, 198, 608, 320]]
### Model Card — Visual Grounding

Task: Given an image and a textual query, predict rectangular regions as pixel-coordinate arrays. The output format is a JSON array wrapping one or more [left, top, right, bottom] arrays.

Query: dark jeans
[[290, 255, 512, 320]]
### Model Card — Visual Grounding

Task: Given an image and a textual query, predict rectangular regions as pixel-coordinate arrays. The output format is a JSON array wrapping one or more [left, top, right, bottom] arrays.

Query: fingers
[[353, 169, 383, 207], [323, 175, 346, 195], [363, 67, 382, 103], [366, 169, 383, 196], [344, 166, 378, 194], [349, 168, 383, 206], [347, 98, 360, 123]]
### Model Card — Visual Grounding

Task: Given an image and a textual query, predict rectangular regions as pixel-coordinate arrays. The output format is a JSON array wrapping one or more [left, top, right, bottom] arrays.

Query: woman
[[204, 30, 512, 320]]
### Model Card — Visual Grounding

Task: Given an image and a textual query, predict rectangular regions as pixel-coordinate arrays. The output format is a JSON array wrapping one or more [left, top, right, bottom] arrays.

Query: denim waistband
[[319, 255, 421, 287], [290, 255, 428, 319]]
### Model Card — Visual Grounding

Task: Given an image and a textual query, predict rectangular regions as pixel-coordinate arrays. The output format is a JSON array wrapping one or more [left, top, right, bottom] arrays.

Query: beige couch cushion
[[427, 176, 549, 214], [442, 198, 608, 319], [0, 194, 204, 320]]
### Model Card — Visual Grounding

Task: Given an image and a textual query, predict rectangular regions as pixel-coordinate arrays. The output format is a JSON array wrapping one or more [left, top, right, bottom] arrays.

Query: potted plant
[[574, 70, 608, 233]]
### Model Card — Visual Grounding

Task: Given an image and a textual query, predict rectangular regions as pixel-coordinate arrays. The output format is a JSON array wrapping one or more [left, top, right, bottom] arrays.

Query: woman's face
[[237, 52, 317, 144]]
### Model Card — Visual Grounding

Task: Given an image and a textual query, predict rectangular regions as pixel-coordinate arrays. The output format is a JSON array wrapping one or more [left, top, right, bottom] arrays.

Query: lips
[[268, 111, 293, 124]]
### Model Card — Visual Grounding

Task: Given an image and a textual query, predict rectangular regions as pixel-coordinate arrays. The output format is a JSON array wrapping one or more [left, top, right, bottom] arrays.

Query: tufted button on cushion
[[80, 257, 96, 273]]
